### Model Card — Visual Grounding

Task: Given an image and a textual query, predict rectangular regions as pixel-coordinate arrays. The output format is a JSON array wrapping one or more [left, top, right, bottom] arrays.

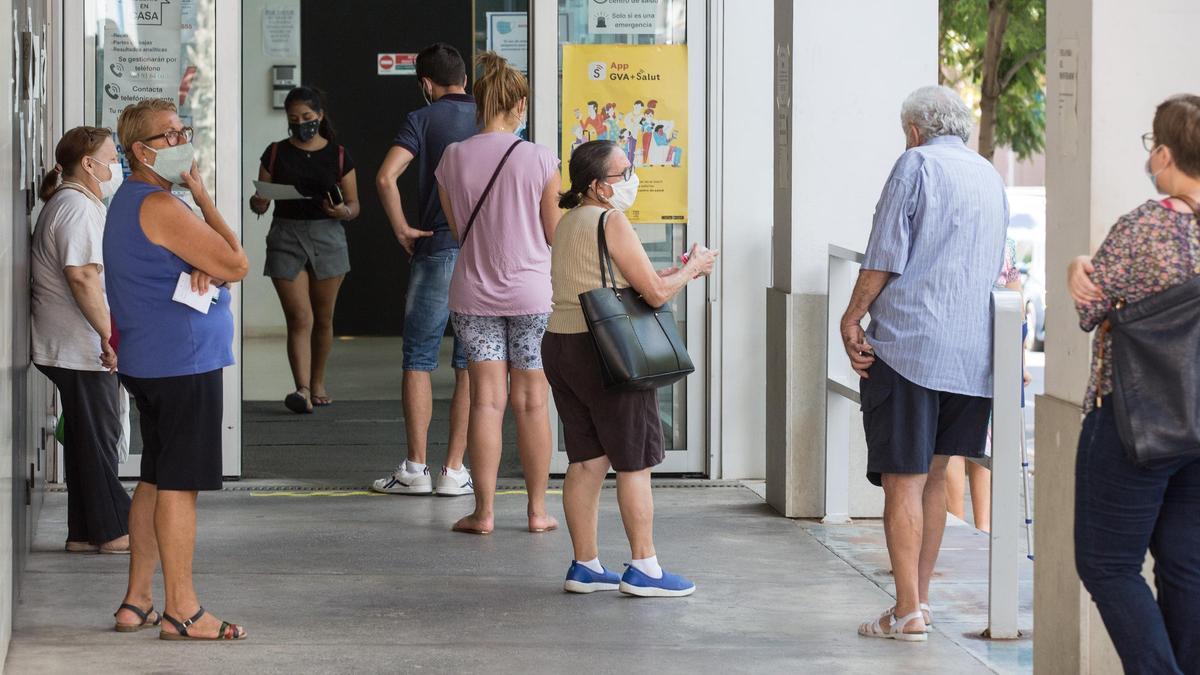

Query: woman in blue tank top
[[104, 98, 249, 641]]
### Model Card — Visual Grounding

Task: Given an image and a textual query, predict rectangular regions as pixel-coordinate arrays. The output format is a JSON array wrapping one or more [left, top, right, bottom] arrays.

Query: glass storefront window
[[87, 0, 216, 194], [557, 0, 690, 452]]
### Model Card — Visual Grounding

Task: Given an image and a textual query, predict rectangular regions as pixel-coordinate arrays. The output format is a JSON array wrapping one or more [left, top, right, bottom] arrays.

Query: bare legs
[[563, 460, 656, 562], [944, 455, 992, 532], [114, 483, 243, 638], [453, 361, 557, 534], [271, 270, 344, 404], [402, 368, 469, 468], [880, 456, 950, 635]]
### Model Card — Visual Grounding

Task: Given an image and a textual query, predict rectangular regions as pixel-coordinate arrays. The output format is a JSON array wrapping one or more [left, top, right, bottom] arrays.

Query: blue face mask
[[1146, 147, 1164, 193]]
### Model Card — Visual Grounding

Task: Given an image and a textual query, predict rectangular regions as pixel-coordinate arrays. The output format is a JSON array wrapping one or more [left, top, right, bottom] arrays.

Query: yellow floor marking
[[250, 489, 564, 498]]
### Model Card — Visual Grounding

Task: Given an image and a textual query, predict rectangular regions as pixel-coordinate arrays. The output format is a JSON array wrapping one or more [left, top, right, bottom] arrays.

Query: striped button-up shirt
[[862, 136, 1009, 398]]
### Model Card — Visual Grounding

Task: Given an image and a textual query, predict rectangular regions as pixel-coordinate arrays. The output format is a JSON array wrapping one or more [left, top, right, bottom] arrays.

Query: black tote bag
[[1101, 194, 1200, 467], [578, 210, 694, 391]]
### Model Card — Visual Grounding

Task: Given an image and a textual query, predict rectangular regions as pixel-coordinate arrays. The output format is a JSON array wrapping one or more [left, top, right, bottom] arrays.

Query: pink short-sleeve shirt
[[436, 132, 560, 316]]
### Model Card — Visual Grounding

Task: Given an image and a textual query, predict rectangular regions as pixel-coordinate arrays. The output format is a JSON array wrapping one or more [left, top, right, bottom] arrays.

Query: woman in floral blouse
[[1066, 94, 1200, 674]]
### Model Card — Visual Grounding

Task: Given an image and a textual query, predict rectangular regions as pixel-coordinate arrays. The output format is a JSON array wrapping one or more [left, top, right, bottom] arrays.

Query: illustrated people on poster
[[623, 100, 645, 137], [651, 123, 683, 166], [583, 101, 607, 139], [602, 102, 621, 141], [639, 101, 658, 166], [571, 108, 587, 152], [617, 128, 637, 165]]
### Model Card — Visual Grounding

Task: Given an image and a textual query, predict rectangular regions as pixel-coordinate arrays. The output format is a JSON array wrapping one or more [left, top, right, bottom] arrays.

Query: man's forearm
[[841, 270, 892, 325], [378, 182, 411, 236]]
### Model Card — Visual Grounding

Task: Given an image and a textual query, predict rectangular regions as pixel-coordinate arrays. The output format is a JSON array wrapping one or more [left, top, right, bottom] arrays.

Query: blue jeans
[[1075, 399, 1200, 675], [402, 249, 466, 371]]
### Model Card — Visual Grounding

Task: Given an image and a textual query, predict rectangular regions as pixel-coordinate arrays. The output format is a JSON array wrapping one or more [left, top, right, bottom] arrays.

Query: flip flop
[[160, 607, 246, 641], [114, 603, 161, 633], [284, 388, 312, 415], [529, 523, 559, 533]]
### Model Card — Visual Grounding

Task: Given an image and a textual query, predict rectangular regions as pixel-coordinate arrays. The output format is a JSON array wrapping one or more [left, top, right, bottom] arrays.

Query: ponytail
[[474, 51, 528, 126], [284, 86, 337, 143], [41, 126, 112, 202], [38, 166, 63, 202], [559, 140, 620, 210]]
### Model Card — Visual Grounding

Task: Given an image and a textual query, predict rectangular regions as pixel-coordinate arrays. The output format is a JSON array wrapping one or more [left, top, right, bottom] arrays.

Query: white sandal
[[858, 608, 928, 642], [921, 602, 933, 627]]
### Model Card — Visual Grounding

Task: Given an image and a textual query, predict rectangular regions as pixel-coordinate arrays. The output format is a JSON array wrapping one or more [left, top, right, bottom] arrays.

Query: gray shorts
[[451, 313, 550, 370], [264, 217, 351, 281]]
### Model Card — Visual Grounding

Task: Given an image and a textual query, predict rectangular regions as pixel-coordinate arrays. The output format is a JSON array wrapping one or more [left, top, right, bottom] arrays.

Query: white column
[[1037, 1, 1200, 671], [767, 0, 937, 517]]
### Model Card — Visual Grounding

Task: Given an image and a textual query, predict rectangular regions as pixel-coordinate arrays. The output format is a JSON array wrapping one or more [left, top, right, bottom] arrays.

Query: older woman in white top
[[31, 126, 129, 555]]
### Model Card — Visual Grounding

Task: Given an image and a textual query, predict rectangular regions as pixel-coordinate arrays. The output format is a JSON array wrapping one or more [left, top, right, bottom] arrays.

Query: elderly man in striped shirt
[[841, 85, 1009, 642]]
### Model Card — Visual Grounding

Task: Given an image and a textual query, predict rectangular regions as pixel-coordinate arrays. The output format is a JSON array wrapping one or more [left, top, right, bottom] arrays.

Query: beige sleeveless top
[[548, 205, 631, 334]]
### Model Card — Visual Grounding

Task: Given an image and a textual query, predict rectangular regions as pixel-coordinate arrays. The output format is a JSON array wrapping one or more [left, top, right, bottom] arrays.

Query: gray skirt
[[263, 217, 351, 281]]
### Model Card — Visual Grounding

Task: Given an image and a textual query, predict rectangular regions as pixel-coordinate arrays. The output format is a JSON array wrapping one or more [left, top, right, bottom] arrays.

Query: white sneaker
[[371, 464, 433, 495], [435, 465, 474, 497]]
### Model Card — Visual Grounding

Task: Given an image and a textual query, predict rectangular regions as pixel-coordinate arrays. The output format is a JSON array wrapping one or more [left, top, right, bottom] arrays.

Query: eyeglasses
[[141, 127, 193, 147], [1142, 132, 1156, 152], [606, 167, 634, 182]]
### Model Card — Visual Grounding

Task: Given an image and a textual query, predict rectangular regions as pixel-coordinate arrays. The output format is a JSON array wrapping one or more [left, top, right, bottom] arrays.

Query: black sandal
[[114, 603, 161, 633], [160, 607, 246, 641], [284, 387, 313, 414]]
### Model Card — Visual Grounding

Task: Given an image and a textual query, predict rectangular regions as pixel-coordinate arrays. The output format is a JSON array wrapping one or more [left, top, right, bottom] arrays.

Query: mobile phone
[[326, 184, 344, 205]]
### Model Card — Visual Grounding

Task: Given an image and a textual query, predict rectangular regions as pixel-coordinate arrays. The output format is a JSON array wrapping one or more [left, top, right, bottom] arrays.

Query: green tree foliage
[[940, 0, 1046, 162]]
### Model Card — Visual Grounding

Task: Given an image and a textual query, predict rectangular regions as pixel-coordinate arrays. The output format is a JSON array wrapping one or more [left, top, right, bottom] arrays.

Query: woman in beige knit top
[[542, 140, 717, 597]]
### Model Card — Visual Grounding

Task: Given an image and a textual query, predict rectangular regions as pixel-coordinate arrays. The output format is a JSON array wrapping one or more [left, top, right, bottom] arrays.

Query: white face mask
[[604, 173, 639, 212], [86, 158, 124, 200], [141, 142, 195, 185]]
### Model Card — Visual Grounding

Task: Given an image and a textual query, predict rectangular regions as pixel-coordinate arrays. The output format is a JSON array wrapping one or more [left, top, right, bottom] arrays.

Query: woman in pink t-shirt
[[436, 52, 562, 535]]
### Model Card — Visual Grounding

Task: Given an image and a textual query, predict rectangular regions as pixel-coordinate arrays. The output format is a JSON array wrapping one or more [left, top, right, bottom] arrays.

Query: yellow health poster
[[561, 44, 687, 224]]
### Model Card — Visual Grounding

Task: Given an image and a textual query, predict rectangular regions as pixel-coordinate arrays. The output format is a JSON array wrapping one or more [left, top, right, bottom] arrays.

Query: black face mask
[[289, 119, 320, 142]]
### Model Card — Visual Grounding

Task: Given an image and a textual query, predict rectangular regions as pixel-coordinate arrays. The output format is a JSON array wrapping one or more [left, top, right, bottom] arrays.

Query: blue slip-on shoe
[[618, 564, 696, 598], [563, 561, 622, 593]]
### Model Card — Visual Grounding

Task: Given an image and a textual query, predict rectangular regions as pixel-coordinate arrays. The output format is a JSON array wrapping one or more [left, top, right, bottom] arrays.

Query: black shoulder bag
[[578, 210, 694, 391], [459, 139, 523, 245], [1100, 193, 1200, 467]]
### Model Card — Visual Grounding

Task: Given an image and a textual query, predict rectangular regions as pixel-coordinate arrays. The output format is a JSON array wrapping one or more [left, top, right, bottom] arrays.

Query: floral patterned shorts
[[450, 313, 550, 370]]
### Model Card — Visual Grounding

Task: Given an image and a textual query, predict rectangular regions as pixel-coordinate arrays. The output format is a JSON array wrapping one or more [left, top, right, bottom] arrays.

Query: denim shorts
[[402, 249, 467, 371]]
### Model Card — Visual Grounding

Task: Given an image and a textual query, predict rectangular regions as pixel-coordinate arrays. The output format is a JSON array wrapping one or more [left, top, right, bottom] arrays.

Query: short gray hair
[[900, 86, 974, 144]]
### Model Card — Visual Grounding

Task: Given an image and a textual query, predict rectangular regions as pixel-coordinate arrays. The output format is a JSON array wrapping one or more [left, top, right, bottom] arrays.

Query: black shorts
[[120, 370, 224, 491], [860, 358, 991, 486], [541, 332, 664, 472]]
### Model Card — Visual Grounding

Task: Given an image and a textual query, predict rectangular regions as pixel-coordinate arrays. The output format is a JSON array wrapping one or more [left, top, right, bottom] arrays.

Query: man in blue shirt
[[373, 43, 477, 497], [841, 86, 1008, 643]]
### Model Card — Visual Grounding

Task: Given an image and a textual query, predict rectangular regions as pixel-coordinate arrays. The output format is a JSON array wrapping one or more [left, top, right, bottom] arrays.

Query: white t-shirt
[[31, 185, 109, 371]]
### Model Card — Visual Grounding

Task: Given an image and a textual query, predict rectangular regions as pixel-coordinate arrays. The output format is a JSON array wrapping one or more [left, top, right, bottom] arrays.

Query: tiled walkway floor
[[6, 484, 1030, 674]]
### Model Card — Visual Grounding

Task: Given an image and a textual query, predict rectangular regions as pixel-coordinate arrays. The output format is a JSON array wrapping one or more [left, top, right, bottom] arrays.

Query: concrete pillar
[[1036, 1, 1200, 671], [767, 0, 937, 517]]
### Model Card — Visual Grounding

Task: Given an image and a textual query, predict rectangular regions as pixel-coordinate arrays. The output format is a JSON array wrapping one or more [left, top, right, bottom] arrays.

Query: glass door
[[74, 0, 242, 478], [537, 0, 707, 474]]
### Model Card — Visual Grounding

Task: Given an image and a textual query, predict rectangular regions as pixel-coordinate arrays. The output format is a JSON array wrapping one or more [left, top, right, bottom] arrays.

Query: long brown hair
[[1154, 94, 1200, 178], [39, 126, 112, 202], [474, 51, 527, 126]]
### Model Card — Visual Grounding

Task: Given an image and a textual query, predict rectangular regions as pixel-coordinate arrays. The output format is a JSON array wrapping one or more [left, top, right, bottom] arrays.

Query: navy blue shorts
[[860, 358, 991, 486], [402, 249, 467, 371], [120, 369, 224, 491]]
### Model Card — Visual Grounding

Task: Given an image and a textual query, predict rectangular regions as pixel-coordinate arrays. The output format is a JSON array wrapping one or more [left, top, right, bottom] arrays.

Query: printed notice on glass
[[487, 12, 528, 74], [586, 0, 661, 36], [101, 0, 184, 132], [263, 6, 298, 59]]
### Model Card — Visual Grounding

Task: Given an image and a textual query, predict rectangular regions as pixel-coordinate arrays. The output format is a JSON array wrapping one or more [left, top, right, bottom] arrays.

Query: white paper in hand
[[172, 271, 220, 314]]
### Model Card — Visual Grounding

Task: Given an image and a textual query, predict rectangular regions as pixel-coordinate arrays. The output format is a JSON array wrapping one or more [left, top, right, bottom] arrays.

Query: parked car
[[1006, 186, 1046, 352]]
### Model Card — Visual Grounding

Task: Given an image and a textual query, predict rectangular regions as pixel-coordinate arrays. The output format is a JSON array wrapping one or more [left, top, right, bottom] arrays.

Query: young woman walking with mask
[[249, 86, 360, 414]]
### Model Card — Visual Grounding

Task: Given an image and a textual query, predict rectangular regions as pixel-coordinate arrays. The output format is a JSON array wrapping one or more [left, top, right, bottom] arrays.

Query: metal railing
[[823, 245, 1023, 640]]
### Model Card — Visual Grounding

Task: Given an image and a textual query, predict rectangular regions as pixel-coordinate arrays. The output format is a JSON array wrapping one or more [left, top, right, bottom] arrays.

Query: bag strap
[[1172, 193, 1199, 215], [460, 139, 524, 245], [267, 142, 279, 176], [596, 209, 620, 293]]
